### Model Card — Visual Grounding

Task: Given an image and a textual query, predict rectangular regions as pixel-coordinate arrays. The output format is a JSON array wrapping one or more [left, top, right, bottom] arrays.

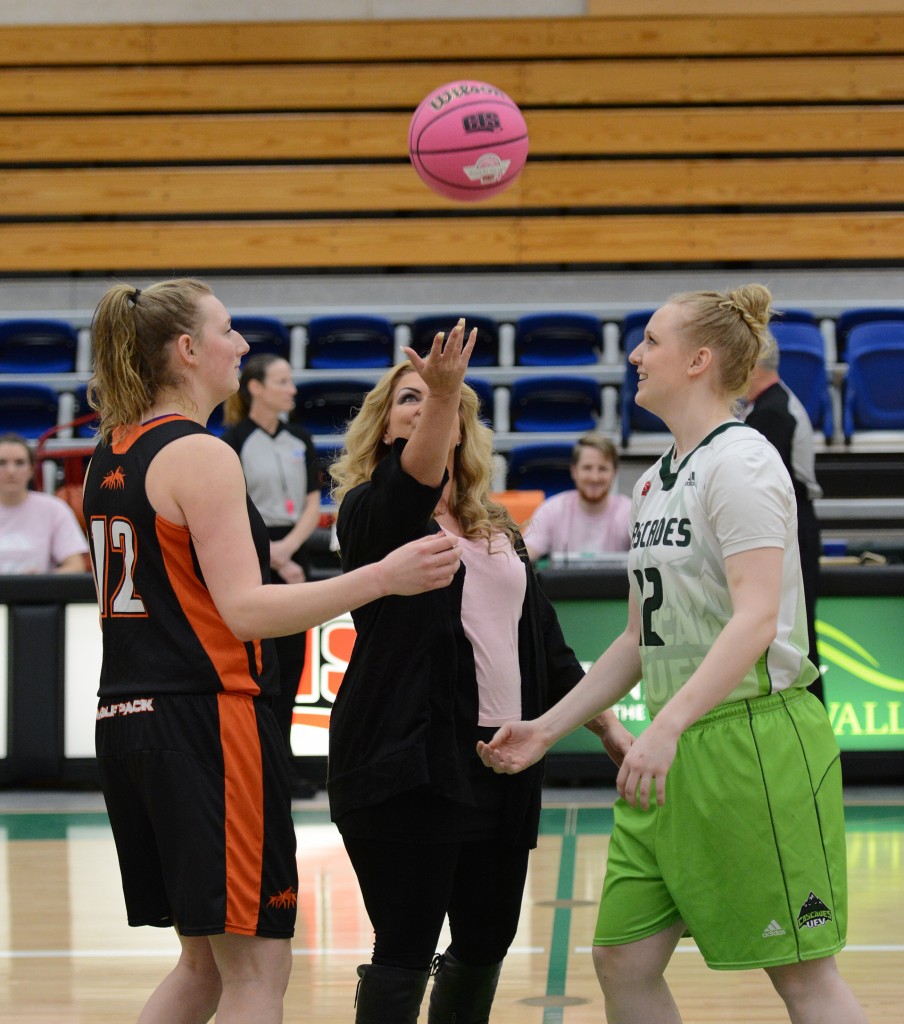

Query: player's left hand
[[615, 721, 678, 810]]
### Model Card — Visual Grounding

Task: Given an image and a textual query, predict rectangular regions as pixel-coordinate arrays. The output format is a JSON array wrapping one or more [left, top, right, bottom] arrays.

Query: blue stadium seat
[[410, 315, 500, 367], [619, 309, 655, 343], [769, 319, 835, 442], [772, 308, 821, 325], [71, 383, 100, 437], [316, 445, 344, 503], [0, 319, 78, 373], [506, 443, 574, 496], [842, 321, 904, 440], [514, 312, 602, 366], [510, 376, 600, 432], [305, 315, 394, 369], [835, 307, 904, 361], [231, 316, 292, 362], [620, 361, 669, 446], [619, 310, 667, 445], [293, 379, 372, 434], [465, 377, 495, 427], [0, 383, 61, 438]]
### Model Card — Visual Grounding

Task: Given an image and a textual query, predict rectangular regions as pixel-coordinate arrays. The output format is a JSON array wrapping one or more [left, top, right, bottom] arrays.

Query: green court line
[[843, 804, 904, 829], [543, 806, 578, 1024], [0, 811, 111, 840], [539, 805, 615, 836], [0, 801, 899, 842]]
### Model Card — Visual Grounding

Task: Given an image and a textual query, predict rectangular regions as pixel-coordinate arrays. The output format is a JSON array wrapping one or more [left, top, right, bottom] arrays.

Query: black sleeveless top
[[83, 414, 278, 700]]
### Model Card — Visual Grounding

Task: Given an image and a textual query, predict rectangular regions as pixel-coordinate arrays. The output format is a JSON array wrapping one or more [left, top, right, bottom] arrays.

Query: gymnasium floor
[[1, 785, 901, 1023]]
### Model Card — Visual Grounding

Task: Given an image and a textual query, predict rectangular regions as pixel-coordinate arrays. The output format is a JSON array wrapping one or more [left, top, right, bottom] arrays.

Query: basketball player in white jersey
[[478, 285, 867, 1024]]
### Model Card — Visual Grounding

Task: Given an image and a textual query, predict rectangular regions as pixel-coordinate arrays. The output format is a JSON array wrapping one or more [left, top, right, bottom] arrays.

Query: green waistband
[[686, 686, 809, 732]]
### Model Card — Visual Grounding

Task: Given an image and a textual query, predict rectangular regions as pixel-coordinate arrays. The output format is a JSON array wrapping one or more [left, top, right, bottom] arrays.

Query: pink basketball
[[408, 81, 529, 202]]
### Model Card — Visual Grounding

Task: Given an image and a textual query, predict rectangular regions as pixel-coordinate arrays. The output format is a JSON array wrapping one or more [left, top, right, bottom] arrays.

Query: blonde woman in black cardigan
[[329, 320, 633, 1024]]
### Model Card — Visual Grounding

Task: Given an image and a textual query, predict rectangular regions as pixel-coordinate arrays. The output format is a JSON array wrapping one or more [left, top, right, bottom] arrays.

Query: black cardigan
[[326, 440, 586, 846]]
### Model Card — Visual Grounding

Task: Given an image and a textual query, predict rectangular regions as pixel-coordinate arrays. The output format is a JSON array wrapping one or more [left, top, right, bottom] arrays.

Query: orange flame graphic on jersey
[[101, 466, 126, 490], [267, 887, 297, 909]]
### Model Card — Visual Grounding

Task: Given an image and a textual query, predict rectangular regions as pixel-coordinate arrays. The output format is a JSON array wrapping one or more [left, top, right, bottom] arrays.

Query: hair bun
[[724, 283, 773, 335]]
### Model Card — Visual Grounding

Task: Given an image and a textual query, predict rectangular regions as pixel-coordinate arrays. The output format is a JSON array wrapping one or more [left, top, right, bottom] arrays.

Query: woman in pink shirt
[[0, 432, 88, 574]]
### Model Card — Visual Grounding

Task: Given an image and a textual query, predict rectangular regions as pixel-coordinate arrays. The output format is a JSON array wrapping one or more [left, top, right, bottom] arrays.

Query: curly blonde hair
[[330, 362, 518, 546], [668, 283, 774, 400]]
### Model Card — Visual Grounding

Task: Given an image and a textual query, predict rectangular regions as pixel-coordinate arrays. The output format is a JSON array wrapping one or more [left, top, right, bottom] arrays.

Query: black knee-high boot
[[355, 963, 430, 1024], [427, 951, 503, 1024]]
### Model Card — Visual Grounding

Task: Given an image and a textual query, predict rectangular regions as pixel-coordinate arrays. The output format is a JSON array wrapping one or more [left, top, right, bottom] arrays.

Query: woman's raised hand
[[402, 319, 478, 399]]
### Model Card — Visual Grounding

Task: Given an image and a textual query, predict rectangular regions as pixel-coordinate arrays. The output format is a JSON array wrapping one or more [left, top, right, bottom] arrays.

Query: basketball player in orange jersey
[[83, 279, 460, 1024]]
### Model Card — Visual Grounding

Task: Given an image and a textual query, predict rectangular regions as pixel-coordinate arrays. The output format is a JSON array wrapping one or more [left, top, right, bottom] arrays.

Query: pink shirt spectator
[[0, 491, 88, 573], [523, 489, 632, 560]]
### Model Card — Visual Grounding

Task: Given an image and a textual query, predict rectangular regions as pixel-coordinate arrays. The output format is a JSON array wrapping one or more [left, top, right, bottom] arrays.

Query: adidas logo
[[684, 471, 697, 487], [762, 919, 787, 938]]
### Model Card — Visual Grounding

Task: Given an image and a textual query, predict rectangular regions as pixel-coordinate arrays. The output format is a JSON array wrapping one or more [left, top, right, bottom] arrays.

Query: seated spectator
[[523, 434, 631, 562], [0, 432, 89, 573]]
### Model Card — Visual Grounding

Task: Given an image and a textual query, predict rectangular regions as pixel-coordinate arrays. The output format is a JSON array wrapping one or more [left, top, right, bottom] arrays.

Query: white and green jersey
[[629, 420, 818, 717]]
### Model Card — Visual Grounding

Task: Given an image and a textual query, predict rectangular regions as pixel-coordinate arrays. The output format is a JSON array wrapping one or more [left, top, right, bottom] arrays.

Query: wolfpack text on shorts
[[97, 698, 155, 720]]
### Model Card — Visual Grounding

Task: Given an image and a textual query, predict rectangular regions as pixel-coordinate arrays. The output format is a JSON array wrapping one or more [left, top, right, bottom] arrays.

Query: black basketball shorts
[[95, 692, 297, 938]]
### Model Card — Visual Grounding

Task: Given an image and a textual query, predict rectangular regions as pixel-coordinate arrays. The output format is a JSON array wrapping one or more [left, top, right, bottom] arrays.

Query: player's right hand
[[477, 721, 549, 775], [401, 318, 477, 400], [381, 533, 460, 595]]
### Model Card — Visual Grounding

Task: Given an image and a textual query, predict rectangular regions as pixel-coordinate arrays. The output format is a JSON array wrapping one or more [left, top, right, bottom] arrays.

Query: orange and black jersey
[[83, 415, 278, 700]]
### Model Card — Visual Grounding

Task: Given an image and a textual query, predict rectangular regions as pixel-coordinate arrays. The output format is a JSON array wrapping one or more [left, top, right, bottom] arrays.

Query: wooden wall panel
[[0, 15, 901, 66], [3, 106, 902, 164], [0, 13, 901, 273], [1, 213, 901, 273], [2, 56, 902, 114], [4, 159, 903, 217], [589, 1, 904, 15]]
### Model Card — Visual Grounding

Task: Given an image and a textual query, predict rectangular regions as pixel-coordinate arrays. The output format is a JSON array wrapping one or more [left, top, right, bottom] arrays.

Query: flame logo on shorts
[[267, 887, 298, 909]]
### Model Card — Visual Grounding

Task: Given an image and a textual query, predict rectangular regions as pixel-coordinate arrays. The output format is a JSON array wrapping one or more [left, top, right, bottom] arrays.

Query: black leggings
[[343, 834, 530, 971]]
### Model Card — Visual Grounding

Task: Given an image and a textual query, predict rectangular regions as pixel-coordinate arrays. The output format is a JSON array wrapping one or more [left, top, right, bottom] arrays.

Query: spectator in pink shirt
[[0, 432, 88, 574], [524, 434, 631, 562]]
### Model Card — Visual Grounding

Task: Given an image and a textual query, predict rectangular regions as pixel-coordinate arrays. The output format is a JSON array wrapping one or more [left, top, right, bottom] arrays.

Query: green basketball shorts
[[593, 688, 847, 970]]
